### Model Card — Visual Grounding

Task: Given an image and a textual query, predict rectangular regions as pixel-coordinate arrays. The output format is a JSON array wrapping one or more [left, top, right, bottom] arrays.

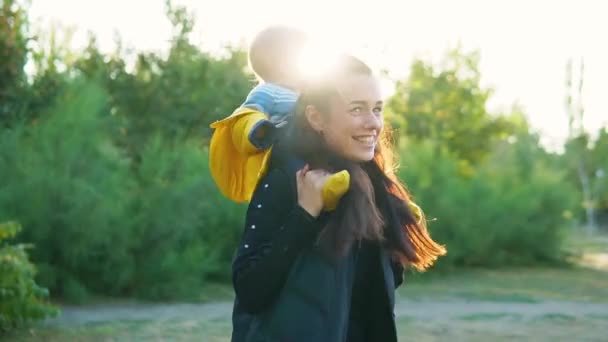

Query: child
[[209, 26, 350, 210], [241, 26, 306, 150]]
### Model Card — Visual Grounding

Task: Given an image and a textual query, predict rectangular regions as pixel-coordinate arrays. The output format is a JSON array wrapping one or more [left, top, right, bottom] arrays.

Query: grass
[[10, 309, 608, 342], [5, 233, 608, 341], [457, 313, 519, 321], [564, 231, 608, 254], [394, 313, 607, 342], [6, 265, 608, 341], [399, 266, 608, 303], [4, 319, 233, 342], [51, 282, 237, 307]]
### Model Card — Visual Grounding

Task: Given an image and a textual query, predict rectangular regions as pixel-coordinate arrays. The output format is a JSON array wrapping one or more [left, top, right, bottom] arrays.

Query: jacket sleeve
[[232, 168, 322, 314]]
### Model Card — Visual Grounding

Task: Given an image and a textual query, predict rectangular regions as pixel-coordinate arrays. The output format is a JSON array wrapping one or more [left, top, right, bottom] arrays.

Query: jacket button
[[244, 244, 249, 249], [264, 184, 269, 188], [251, 224, 256, 229], [257, 204, 262, 209]]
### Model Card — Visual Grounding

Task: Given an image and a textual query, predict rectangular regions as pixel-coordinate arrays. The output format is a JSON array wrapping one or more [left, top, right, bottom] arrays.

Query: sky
[[29, 0, 607, 151]]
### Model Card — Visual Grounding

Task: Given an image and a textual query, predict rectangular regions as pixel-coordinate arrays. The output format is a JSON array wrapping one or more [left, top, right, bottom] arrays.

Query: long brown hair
[[283, 56, 446, 271]]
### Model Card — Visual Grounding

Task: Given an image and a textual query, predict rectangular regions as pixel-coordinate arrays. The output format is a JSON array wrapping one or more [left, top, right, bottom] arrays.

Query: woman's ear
[[304, 105, 324, 133]]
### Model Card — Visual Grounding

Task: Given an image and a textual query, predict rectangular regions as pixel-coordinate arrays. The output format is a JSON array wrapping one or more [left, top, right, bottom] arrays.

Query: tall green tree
[[387, 48, 513, 167], [73, 1, 252, 162], [0, 0, 29, 126], [591, 128, 608, 226], [563, 58, 601, 233]]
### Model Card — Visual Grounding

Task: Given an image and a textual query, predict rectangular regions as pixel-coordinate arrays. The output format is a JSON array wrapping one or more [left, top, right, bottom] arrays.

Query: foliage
[[0, 81, 134, 301], [0, 0, 30, 126], [0, 221, 58, 331], [398, 137, 576, 268], [0, 80, 245, 301], [386, 47, 579, 266], [387, 48, 514, 166], [72, 3, 252, 162], [124, 137, 245, 299], [592, 128, 608, 223], [562, 59, 607, 230]]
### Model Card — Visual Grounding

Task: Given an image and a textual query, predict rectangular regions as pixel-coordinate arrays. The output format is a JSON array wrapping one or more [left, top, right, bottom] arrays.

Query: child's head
[[248, 26, 309, 88]]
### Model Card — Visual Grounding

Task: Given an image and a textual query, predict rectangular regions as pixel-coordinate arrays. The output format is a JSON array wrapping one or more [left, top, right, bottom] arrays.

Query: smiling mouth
[[353, 135, 376, 147]]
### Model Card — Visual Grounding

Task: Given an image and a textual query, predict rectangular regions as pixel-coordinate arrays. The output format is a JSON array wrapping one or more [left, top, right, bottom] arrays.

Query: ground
[[5, 235, 608, 341]]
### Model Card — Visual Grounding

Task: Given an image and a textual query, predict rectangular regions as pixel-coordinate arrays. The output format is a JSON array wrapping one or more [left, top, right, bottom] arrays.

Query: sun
[[296, 41, 342, 79]]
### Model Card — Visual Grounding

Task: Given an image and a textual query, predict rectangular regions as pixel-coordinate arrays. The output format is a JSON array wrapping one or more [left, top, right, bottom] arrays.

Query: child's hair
[[248, 26, 309, 83]]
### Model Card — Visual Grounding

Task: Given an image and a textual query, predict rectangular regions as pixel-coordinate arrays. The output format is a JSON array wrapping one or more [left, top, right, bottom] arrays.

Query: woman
[[231, 55, 446, 342]]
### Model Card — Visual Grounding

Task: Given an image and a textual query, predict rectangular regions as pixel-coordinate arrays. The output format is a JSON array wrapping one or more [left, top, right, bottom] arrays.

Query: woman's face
[[308, 74, 384, 162]]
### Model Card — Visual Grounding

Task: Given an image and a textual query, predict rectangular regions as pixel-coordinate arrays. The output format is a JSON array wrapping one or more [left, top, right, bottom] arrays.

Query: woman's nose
[[363, 112, 382, 130]]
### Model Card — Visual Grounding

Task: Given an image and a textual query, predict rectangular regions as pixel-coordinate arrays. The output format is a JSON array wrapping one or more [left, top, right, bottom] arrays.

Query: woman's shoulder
[[253, 151, 305, 202], [249, 144, 309, 205], [268, 145, 306, 177], [258, 167, 291, 191], [254, 165, 296, 204]]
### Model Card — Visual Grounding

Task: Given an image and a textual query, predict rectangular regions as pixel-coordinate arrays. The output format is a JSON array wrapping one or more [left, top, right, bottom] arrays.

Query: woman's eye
[[350, 107, 363, 114]]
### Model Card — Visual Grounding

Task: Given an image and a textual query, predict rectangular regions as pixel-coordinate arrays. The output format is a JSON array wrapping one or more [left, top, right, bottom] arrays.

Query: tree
[[591, 128, 608, 227], [564, 58, 600, 234], [72, 1, 252, 162], [386, 48, 513, 167], [0, 0, 29, 126]]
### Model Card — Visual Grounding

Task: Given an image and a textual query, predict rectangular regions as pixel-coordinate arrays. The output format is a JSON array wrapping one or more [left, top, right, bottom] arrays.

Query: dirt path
[[581, 252, 608, 270], [44, 299, 608, 326]]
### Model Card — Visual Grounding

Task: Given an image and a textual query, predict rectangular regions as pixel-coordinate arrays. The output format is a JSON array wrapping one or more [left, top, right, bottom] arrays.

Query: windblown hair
[[282, 55, 446, 271]]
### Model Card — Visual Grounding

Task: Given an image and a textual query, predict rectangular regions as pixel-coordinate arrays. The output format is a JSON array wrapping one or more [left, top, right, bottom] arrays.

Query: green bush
[[0, 80, 134, 301], [398, 138, 576, 269], [0, 80, 245, 301], [0, 221, 58, 331], [125, 136, 245, 300]]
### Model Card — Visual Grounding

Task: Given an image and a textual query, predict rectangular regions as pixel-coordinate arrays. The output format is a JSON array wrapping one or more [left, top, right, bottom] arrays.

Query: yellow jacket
[[209, 108, 272, 203], [209, 106, 350, 210]]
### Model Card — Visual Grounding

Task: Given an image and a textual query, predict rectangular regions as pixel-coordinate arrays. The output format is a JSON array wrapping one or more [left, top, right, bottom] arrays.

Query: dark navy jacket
[[230, 152, 403, 342]]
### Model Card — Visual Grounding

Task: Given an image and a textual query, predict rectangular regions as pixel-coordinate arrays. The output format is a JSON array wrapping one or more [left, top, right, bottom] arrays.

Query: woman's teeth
[[354, 136, 375, 145]]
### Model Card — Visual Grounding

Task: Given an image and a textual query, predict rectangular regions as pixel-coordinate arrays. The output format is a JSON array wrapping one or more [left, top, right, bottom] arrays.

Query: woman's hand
[[296, 164, 331, 218]]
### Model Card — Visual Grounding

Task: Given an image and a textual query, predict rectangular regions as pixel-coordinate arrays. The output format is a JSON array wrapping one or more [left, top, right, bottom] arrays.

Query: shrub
[[398, 139, 576, 269], [0, 81, 134, 301], [0, 80, 246, 300], [0, 221, 58, 331]]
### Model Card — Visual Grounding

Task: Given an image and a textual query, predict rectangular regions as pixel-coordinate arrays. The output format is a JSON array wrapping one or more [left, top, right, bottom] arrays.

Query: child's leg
[[248, 119, 276, 150], [231, 112, 270, 155]]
